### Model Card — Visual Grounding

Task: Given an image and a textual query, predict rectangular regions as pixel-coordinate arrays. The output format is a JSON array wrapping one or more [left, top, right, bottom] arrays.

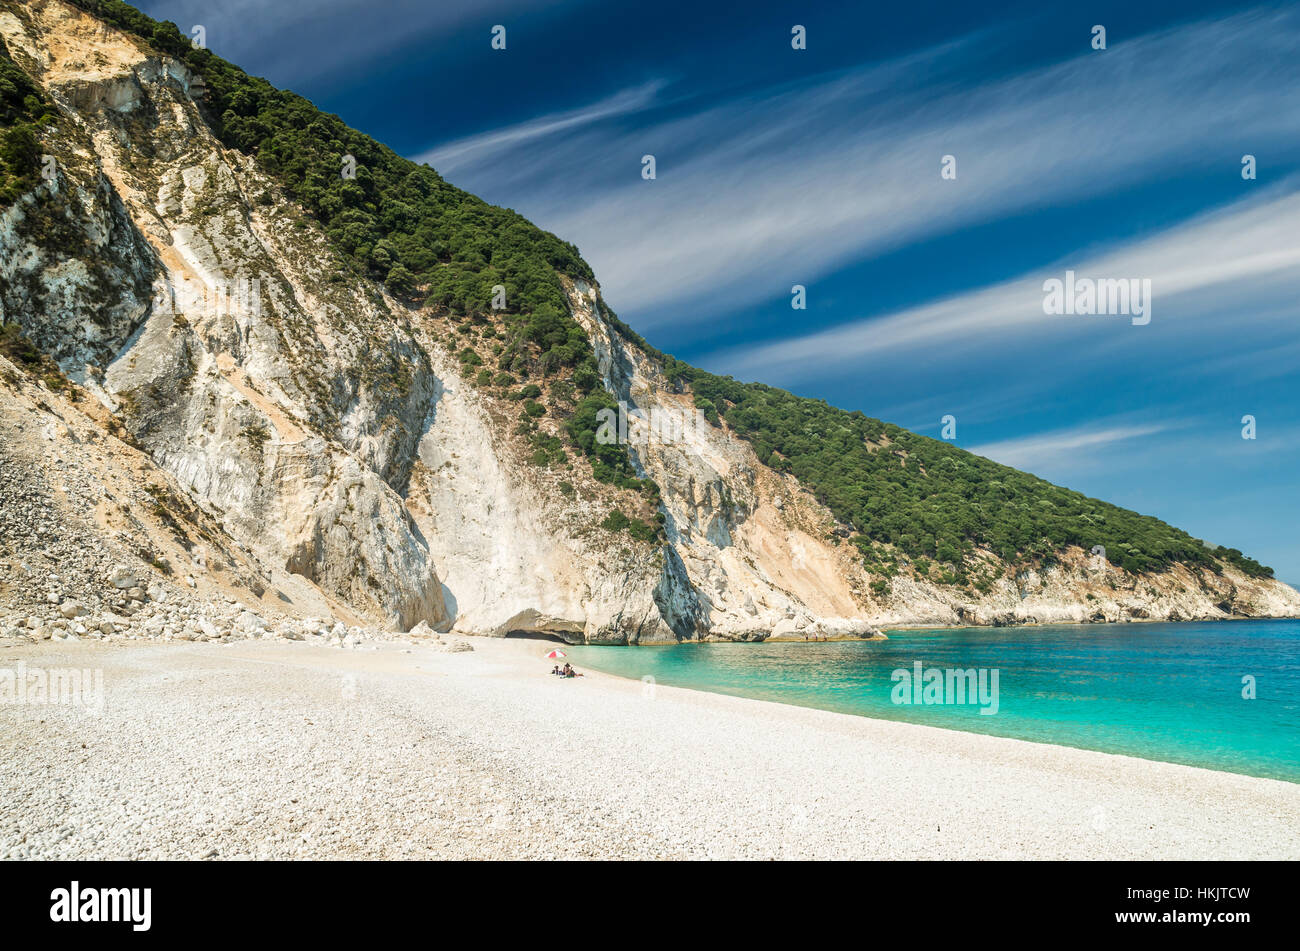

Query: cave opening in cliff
[[502, 630, 571, 644]]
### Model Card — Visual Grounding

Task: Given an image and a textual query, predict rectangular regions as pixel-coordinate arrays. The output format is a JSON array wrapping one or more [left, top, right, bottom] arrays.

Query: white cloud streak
[[417, 82, 666, 174], [436, 7, 1300, 321], [968, 424, 1170, 472], [709, 183, 1300, 382]]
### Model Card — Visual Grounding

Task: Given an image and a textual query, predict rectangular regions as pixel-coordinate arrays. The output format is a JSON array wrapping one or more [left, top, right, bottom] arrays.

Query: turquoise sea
[[564, 620, 1300, 783]]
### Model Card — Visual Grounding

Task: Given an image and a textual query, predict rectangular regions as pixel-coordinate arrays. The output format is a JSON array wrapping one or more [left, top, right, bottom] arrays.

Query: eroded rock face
[[570, 279, 875, 640], [1, 1, 446, 632], [398, 341, 677, 644], [2, 0, 1296, 643], [0, 143, 157, 370]]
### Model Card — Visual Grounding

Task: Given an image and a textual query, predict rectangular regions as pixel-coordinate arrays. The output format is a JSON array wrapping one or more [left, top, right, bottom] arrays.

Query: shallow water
[[565, 620, 1300, 782]]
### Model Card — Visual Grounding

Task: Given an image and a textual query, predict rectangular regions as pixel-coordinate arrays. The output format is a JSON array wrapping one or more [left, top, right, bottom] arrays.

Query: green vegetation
[[601, 508, 658, 543], [0, 321, 40, 365], [565, 390, 648, 492], [0, 36, 58, 206], [526, 430, 567, 468], [0, 322, 68, 391]]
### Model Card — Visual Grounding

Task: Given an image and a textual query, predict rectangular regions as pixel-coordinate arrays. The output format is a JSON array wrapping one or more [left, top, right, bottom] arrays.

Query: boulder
[[768, 617, 802, 640], [59, 600, 88, 619], [108, 566, 137, 589], [406, 620, 438, 639]]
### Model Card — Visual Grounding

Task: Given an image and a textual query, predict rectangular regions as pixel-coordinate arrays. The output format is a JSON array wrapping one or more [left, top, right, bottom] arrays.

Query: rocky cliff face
[[2, 0, 1297, 646]]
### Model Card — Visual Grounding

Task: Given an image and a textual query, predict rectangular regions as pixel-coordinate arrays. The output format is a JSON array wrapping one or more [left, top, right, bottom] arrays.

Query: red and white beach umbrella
[[545, 649, 566, 660]]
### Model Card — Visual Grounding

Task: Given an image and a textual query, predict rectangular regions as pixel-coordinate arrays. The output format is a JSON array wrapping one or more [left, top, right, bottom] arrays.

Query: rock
[[768, 617, 802, 640], [126, 587, 145, 602], [406, 620, 438, 639], [108, 566, 137, 589], [147, 583, 167, 603], [435, 637, 474, 653], [59, 600, 88, 619], [237, 611, 267, 632]]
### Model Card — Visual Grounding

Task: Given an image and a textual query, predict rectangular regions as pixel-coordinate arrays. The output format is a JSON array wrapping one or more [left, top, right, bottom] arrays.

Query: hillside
[[49, 0, 1277, 583], [1, 0, 1296, 648]]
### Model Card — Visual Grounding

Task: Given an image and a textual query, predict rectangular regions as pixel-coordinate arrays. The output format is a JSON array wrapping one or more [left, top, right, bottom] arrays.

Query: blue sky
[[138, 0, 1300, 582]]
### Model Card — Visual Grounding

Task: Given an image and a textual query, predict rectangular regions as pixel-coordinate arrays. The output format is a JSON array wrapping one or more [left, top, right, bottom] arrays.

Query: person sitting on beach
[[562, 663, 583, 678], [551, 665, 562, 676]]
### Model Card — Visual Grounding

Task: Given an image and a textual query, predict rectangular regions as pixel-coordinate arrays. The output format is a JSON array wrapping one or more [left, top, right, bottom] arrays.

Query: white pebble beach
[[2, 636, 1297, 860]]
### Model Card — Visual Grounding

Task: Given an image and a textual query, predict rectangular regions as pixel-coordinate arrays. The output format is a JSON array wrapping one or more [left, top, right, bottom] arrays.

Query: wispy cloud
[[417, 81, 666, 175], [968, 423, 1170, 472], [708, 182, 1300, 382], [434, 7, 1300, 320]]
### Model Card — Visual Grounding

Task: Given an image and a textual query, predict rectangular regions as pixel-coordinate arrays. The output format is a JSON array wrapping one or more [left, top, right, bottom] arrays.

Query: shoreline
[[877, 614, 1300, 632], [574, 619, 1300, 785], [3, 636, 1298, 859], [576, 654, 1299, 788], [572, 612, 1300, 646]]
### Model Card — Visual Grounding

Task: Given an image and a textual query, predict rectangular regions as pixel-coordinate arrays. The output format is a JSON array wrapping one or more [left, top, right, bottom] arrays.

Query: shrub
[[601, 509, 631, 533]]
